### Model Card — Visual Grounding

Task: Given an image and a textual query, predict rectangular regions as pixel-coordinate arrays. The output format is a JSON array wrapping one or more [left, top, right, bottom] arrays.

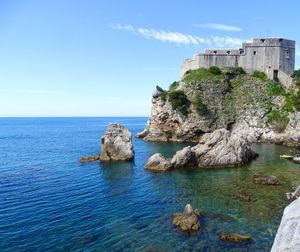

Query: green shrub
[[208, 66, 222, 75], [267, 110, 289, 133], [168, 90, 189, 115], [293, 90, 300, 111], [234, 67, 246, 75], [251, 71, 267, 81], [193, 94, 209, 116], [160, 91, 168, 101], [169, 81, 179, 92], [266, 80, 285, 96], [183, 68, 211, 84], [292, 69, 300, 78], [295, 78, 300, 88]]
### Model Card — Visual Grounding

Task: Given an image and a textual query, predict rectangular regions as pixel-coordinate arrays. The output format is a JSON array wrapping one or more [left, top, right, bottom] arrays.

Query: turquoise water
[[0, 117, 299, 251]]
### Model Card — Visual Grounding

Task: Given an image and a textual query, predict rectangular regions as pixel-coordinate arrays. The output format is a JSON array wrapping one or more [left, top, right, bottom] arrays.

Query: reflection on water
[[0, 117, 299, 251]]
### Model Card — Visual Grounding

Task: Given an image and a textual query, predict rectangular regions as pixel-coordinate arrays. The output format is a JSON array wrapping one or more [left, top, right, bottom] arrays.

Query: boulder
[[172, 204, 200, 232], [192, 129, 258, 167], [170, 146, 197, 168], [271, 198, 300, 252], [253, 175, 280, 185], [144, 153, 171, 172], [99, 124, 134, 161], [220, 233, 251, 243]]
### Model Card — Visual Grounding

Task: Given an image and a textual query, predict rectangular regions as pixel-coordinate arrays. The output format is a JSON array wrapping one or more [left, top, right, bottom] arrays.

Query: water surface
[[0, 117, 299, 251]]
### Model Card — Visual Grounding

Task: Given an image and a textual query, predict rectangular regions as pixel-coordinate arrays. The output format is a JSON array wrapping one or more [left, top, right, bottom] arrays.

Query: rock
[[271, 197, 300, 252], [170, 146, 197, 168], [144, 153, 171, 172], [220, 233, 251, 243], [237, 192, 251, 202], [293, 156, 300, 164], [172, 204, 200, 232], [80, 156, 99, 163], [99, 124, 134, 161], [192, 129, 258, 167], [253, 175, 280, 185]]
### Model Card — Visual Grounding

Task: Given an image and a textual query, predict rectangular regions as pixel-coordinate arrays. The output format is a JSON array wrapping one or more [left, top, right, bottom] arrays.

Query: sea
[[0, 117, 299, 251]]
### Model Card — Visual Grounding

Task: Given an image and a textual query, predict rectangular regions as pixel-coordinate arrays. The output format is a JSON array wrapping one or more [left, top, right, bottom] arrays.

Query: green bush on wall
[[193, 94, 209, 116], [168, 90, 189, 115], [208, 66, 222, 75]]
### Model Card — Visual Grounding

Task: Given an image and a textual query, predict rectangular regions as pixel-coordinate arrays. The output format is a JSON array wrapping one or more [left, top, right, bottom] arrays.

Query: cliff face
[[137, 68, 300, 147]]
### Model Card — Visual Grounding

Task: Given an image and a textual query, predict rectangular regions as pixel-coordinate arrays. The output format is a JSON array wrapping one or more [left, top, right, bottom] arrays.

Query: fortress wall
[[198, 55, 239, 68]]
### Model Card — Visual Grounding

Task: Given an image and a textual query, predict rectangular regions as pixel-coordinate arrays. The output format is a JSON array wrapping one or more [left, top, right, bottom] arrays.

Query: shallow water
[[0, 117, 299, 251]]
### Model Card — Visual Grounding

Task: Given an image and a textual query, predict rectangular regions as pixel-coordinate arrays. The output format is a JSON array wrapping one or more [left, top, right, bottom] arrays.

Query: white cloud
[[196, 23, 242, 32], [111, 24, 244, 48]]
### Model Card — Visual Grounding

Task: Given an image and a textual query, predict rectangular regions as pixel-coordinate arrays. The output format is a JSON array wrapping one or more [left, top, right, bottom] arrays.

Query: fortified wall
[[181, 38, 296, 88]]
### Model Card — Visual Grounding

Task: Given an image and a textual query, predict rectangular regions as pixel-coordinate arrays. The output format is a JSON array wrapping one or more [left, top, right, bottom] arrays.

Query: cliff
[[137, 67, 300, 147]]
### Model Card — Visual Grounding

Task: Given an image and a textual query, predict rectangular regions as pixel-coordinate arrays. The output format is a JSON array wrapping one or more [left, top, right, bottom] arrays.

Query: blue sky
[[0, 0, 299, 116]]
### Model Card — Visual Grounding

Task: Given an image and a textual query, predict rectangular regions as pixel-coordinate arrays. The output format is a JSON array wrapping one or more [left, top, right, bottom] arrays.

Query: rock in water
[[192, 129, 258, 167], [80, 156, 99, 163], [144, 153, 171, 172], [293, 156, 300, 164], [271, 197, 300, 252], [171, 146, 197, 168], [99, 124, 134, 161], [172, 204, 200, 232], [220, 233, 251, 243], [253, 175, 280, 185]]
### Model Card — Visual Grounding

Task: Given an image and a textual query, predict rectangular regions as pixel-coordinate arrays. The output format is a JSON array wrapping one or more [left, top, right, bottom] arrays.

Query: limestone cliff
[[137, 68, 300, 147]]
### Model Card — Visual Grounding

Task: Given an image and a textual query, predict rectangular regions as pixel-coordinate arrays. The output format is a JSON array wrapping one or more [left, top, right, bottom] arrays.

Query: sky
[[0, 0, 300, 117]]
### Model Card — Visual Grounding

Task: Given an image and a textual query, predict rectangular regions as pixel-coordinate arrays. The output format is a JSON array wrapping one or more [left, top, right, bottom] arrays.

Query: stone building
[[180, 38, 295, 87]]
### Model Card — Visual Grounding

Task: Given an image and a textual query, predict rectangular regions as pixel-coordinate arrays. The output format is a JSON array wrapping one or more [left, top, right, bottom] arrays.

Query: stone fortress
[[180, 38, 295, 87]]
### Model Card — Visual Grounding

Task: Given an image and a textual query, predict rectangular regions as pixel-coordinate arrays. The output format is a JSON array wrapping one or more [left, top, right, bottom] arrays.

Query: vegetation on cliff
[[158, 67, 300, 133]]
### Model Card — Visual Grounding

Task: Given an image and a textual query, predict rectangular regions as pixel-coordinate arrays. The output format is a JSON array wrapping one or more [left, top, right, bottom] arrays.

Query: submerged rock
[[172, 204, 200, 232], [293, 156, 300, 164], [220, 233, 251, 243], [253, 175, 280, 185], [271, 197, 300, 251], [144, 153, 171, 172], [99, 124, 134, 161], [80, 156, 99, 163], [237, 192, 251, 202]]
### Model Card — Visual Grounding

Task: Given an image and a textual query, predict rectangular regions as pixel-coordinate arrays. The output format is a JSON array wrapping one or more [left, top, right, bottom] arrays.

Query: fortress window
[[253, 51, 257, 55], [261, 39, 265, 43], [213, 51, 217, 54], [239, 49, 244, 54], [286, 50, 290, 59], [227, 51, 230, 54]]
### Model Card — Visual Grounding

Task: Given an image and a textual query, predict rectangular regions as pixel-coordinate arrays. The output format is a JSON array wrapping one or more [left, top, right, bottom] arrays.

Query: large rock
[[99, 124, 134, 161], [170, 146, 197, 168], [192, 129, 258, 167], [220, 233, 251, 243], [271, 197, 300, 252], [144, 153, 171, 172], [172, 204, 200, 232]]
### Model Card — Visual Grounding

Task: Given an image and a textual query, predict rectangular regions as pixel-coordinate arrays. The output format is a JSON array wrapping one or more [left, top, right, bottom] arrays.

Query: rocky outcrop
[[144, 153, 170, 172], [271, 197, 300, 252], [137, 73, 300, 147], [172, 204, 200, 232], [253, 175, 280, 185], [144, 129, 258, 170], [220, 233, 251, 243], [99, 124, 134, 161]]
